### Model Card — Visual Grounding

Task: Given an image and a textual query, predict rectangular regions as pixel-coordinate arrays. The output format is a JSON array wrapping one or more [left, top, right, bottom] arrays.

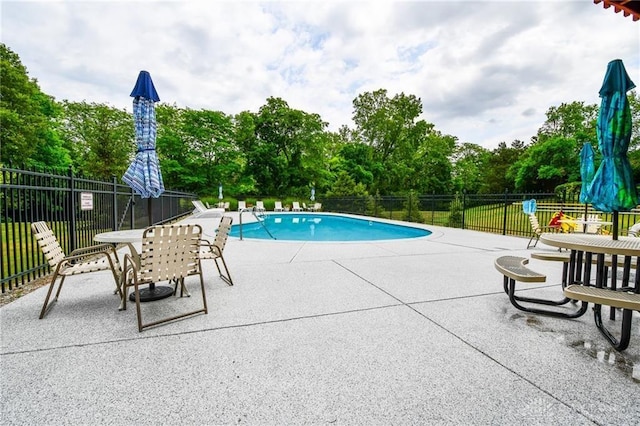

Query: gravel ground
[[0, 276, 49, 307]]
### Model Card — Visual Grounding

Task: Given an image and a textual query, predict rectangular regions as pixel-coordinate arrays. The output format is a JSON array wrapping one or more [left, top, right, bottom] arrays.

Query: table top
[[540, 233, 640, 256], [94, 229, 145, 244]]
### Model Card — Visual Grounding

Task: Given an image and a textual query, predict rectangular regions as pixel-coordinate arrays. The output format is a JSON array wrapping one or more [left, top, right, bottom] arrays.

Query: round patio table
[[94, 229, 174, 302]]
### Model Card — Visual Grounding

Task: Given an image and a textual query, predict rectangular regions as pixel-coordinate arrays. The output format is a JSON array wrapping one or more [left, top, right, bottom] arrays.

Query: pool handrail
[[238, 207, 277, 240]]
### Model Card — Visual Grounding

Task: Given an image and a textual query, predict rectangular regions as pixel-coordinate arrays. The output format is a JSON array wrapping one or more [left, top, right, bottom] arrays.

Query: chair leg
[[39, 266, 67, 319], [39, 273, 65, 319], [214, 255, 234, 286]]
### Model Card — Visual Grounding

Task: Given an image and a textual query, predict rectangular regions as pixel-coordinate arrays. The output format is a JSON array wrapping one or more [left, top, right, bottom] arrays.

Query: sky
[[1, 0, 638, 149]]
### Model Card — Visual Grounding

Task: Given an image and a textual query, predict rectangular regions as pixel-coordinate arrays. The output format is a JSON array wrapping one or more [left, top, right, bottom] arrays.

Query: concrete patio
[[1, 212, 638, 425]]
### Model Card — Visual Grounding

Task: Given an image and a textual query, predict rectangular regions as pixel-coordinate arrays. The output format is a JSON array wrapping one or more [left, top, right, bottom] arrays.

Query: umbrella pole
[[148, 198, 153, 226], [613, 211, 619, 240]]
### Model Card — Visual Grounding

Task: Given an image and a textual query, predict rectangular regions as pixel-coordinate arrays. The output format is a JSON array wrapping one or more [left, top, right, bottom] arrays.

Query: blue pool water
[[229, 213, 431, 241]]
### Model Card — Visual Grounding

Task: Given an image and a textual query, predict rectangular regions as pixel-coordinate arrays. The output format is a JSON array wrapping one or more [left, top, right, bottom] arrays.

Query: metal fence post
[[503, 188, 509, 235], [461, 190, 466, 229], [68, 166, 77, 252], [112, 175, 118, 231]]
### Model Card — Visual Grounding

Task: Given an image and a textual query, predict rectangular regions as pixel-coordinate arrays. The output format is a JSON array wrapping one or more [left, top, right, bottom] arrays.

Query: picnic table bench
[[494, 256, 588, 318]]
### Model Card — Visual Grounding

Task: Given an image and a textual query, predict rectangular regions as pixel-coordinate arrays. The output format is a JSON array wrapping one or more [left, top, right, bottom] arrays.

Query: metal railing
[[4, 164, 640, 294], [1, 165, 197, 293]]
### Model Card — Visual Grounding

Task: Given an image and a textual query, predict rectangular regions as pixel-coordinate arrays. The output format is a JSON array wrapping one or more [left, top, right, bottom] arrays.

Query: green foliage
[[448, 193, 463, 227], [59, 101, 133, 178], [0, 43, 65, 168], [4, 45, 640, 200], [512, 136, 581, 192], [326, 171, 368, 197], [402, 191, 424, 223]]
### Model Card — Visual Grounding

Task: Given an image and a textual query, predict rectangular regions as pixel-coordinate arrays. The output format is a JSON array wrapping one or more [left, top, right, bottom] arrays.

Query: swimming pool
[[229, 213, 431, 241]]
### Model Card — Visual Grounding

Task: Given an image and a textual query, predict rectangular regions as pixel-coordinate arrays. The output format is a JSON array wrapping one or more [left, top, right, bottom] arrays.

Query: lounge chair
[[527, 214, 558, 249], [199, 216, 234, 286], [629, 223, 640, 236], [274, 201, 284, 212], [192, 200, 224, 217], [255, 201, 266, 212], [32, 221, 123, 319], [237, 200, 247, 211], [122, 223, 208, 332], [292, 201, 302, 212], [308, 202, 321, 212]]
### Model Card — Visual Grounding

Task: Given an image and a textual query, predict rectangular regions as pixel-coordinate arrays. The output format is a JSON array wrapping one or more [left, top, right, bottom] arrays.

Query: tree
[[0, 43, 67, 168], [484, 140, 526, 193], [243, 97, 328, 195], [450, 142, 490, 194], [59, 101, 132, 179], [351, 89, 427, 192], [512, 136, 580, 191]]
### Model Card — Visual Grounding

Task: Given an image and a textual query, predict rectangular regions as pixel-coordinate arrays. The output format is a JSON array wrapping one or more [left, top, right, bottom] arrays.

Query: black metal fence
[[4, 164, 640, 295], [1, 165, 197, 293], [323, 190, 640, 238]]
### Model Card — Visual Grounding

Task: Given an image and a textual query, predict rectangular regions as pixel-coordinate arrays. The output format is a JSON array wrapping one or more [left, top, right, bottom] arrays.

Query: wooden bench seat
[[494, 256, 588, 318]]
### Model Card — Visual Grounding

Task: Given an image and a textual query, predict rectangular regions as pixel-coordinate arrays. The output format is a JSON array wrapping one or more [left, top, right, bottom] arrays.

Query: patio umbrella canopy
[[585, 59, 637, 239], [122, 70, 164, 201], [579, 142, 595, 204]]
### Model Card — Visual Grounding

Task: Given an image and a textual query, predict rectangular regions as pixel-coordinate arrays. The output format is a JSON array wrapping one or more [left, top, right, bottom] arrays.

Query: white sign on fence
[[80, 192, 94, 210]]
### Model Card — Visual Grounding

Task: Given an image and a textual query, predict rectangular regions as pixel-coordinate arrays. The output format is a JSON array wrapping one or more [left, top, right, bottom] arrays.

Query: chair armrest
[[69, 243, 118, 257]]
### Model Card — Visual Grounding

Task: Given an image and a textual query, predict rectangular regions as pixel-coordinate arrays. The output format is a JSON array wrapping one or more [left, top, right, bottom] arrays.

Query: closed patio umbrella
[[122, 70, 170, 301], [122, 70, 164, 208], [579, 142, 595, 204], [585, 59, 637, 239]]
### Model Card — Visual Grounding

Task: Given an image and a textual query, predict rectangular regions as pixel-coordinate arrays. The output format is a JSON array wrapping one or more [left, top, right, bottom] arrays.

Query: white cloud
[[2, 0, 638, 149]]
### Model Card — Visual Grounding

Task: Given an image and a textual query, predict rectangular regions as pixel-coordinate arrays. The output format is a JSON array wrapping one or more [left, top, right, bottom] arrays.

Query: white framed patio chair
[[527, 214, 559, 249], [31, 221, 122, 319], [237, 200, 246, 211], [291, 201, 302, 211], [121, 224, 207, 332], [274, 201, 284, 212], [255, 200, 266, 212], [199, 216, 234, 286]]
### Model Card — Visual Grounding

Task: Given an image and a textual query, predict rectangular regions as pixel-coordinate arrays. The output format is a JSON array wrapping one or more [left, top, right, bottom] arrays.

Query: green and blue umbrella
[[579, 142, 595, 204], [122, 70, 164, 199], [585, 59, 637, 239]]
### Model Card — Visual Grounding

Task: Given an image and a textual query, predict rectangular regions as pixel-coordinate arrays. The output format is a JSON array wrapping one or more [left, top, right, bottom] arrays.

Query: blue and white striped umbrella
[[122, 71, 164, 198]]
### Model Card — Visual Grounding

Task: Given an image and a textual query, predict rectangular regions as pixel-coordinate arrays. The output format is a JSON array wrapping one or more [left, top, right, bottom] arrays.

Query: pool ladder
[[238, 207, 276, 240]]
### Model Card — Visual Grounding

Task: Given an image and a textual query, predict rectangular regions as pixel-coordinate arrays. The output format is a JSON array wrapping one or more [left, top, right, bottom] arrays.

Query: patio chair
[[292, 201, 302, 212], [31, 221, 123, 319], [255, 201, 266, 213], [527, 214, 558, 249], [308, 202, 322, 212], [274, 201, 284, 212], [237, 200, 246, 211], [199, 216, 234, 286], [121, 224, 208, 332], [629, 222, 640, 236]]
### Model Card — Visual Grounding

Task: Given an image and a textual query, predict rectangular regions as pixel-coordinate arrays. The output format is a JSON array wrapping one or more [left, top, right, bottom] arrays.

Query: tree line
[[2, 43, 639, 200]]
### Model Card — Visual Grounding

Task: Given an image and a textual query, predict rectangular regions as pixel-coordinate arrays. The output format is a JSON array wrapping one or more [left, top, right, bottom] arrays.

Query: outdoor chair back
[[200, 216, 234, 286], [122, 223, 207, 331], [31, 221, 122, 319]]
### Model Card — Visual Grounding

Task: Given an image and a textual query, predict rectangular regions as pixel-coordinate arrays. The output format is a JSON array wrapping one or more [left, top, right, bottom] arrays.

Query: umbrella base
[[129, 285, 174, 302]]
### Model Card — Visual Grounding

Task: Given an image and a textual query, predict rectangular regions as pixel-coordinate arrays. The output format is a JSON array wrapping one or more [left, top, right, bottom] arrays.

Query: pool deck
[[1, 212, 639, 425]]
